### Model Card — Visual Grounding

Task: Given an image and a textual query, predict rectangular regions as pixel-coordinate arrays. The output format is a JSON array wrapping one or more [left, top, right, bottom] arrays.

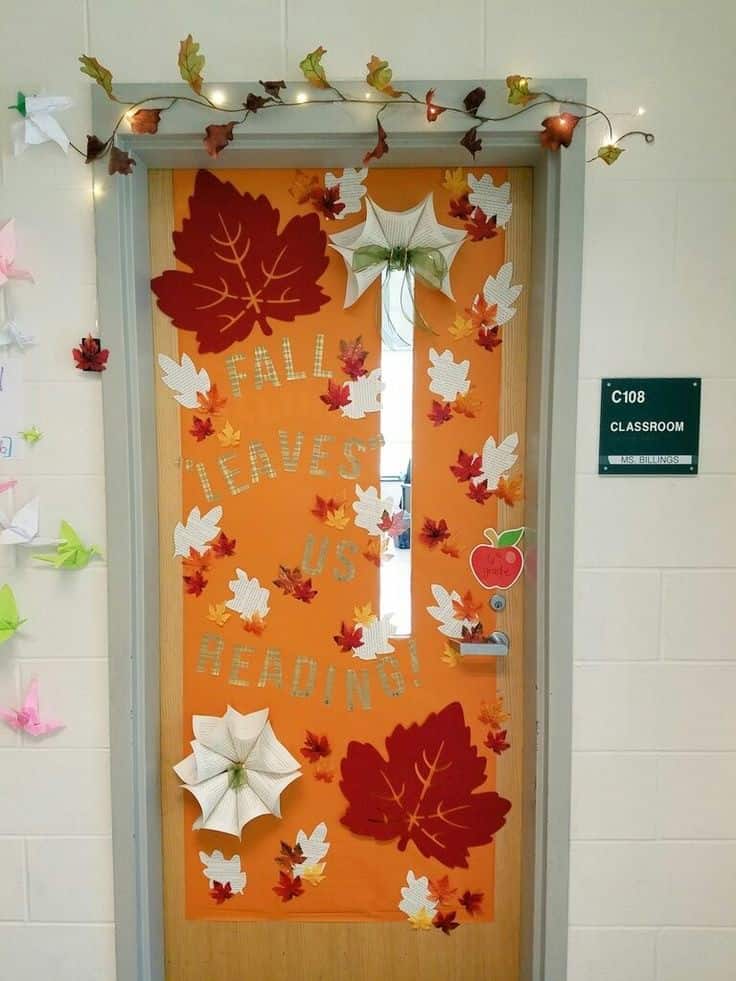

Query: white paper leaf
[[476, 432, 519, 490], [467, 174, 513, 228], [293, 822, 330, 871], [173, 505, 222, 557], [158, 352, 211, 409], [398, 870, 438, 917], [481, 262, 522, 325], [199, 849, 247, 893], [353, 614, 395, 660], [341, 368, 384, 419], [225, 569, 270, 620], [427, 348, 470, 402], [324, 167, 368, 218], [426, 583, 479, 639], [352, 484, 395, 535]]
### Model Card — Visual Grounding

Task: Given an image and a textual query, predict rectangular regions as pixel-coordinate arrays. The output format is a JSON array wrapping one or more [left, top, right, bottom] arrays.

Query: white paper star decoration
[[174, 706, 301, 838]]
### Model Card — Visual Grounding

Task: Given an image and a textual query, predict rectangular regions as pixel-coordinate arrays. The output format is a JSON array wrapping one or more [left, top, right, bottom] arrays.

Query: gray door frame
[[91, 78, 585, 981]]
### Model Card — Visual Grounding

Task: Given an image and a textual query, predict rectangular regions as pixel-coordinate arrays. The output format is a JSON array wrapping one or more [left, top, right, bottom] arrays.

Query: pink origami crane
[[0, 220, 34, 287], [0, 480, 17, 495], [1, 678, 63, 737]]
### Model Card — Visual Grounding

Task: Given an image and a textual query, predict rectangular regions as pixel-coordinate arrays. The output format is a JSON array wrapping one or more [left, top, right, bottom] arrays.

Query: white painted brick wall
[[0, 1, 733, 978]]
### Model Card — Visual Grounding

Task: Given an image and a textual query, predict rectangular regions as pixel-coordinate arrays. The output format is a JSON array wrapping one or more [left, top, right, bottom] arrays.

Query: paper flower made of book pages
[[174, 706, 301, 837], [329, 194, 466, 307]]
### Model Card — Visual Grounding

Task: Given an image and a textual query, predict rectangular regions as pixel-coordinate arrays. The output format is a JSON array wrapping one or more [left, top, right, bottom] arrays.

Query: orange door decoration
[[152, 166, 527, 933]]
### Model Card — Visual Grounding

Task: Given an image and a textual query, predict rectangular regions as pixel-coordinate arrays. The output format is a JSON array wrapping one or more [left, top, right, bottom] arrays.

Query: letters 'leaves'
[[151, 170, 329, 353], [340, 701, 511, 868]]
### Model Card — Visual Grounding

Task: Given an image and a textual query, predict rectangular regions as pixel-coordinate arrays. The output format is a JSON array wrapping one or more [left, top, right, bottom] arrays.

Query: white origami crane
[[352, 484, 395, 535], [481, 262, 522, 326], [174, 706, 301, 838], [427, 348, 470, 402], [173, 505, 222, 557], [0, 321, 35, 353], [199, 849, 247, 893], [225, 569, 270, 620], [12, 95, 72, 155], [398, 871, 438, 917], [341, 368, 384, 419], [293, 822, 330, 873], [0, 220, 34, 287], [329, 194, 467, 307], [158, 352, 210, 409], [0, 497, 57, 547], [324, 167, 368, 218], [474, 432, 519, 490], [353, 614, 395, 661], [467, 174, 513, 228], [427, 583, 480, 639]]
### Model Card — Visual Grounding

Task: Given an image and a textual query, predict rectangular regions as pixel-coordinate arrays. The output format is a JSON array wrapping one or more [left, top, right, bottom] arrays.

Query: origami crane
[[0, 220, 33, 287], [11, 92, 72, 155], [1, 678, 63, 737]]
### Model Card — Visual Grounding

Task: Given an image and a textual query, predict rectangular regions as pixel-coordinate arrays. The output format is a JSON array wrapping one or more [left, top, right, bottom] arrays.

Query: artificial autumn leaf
[[448, 194, 474, 220], [448, 315, 474, 341], [463, 86, 486, 114], [338, 336, 369, 379], [460, 126, 482, 158], [467, 479, 492, 504], [458, 889, 484, 915], [476, 325, 503, 353], [273, 871, 305, 902], [408, 908, 434, 930], [366, 55, 403, 98], [324, 503, 350, 530], [353, 602, 377, 627], [478, 696, 509, 730], [300, 863, 326, 886], [79, 55, 114, 99], [452, 589, 483, 622], [495, 473, 523, 506], [506, 75, 539, 107], [461, 622, 485, 643], [129, 109, 162, 134], [340, 701, 512, 867], [151, 170, 329, 353], [217, 421, 240, 447], [211, 531, 236, 557], [441, 643, 459, 667], [314, 766, 335, 783], [72, 335, 109, 372], [320, 379, 352, 411], [466, 294, 498, 331], [189, 416, 215, 442], [334, 621, 364, 652], [207, 603, 231, 627], [293, 579, 319, 604], [364, 120, 389, 166], [419, 517, 451, 549], [427, 400, 452, 427], [244, 92, 270, 112], [598, 144, 624, 166], [311, 495, 341, 521], [428, 874, 457, 907], [465, 208, 498, 242], [183, 549, 211, 574], [299, 46, 329, 89], [209, 881, 233, 904], [183, 570, 208, 596], [108, 146, 136, 175], [273, 565, 305, 596], [203, 121, 235, 158], [378, 510, 409, 540], [363, 536, 392, 566], [85, 134, 107, 163], [440, 539, 461, 559], [260, 79, 286, 100], [289, 169, 319, 204], [301, 730, 331, 763], [485, 728, 511, 755], [425, 88, 446, 122], [450, 449, 482, 483], [539, 113, 581, 151], [452, 388, 482, 418], [441, 167, 469, 197], [242, 613, 266, 635], [309, 183, 345, 220], [178, 34, 205, 94], [197, 383, 227, 415], [275, 841, 304, 871]]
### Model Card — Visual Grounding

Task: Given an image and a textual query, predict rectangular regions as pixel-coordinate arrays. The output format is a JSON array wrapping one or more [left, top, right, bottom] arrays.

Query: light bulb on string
[[296, 91, 308, 104], [210, 89, 226, 106]]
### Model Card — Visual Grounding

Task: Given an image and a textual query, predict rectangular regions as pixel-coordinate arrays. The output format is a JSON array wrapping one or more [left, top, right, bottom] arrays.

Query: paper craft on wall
[[10, 93, 72, 155], [0, 220, 33, 286], [0, 496, 57, 546], [0, 321, 35, 353], [1, 678, 63, 737], [33, 520, 101, 569], [0, 584, 25, 645]]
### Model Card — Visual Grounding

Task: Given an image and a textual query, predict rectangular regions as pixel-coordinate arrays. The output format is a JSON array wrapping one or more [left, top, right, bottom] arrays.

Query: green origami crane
[[0, 585, 26, 645], [19, 425, 43, 445], [33, 520, 102, 570]]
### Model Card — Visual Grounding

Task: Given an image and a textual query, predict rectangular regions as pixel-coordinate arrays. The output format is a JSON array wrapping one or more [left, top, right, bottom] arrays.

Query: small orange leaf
[[452, 589, 483, 621], [428, 874, 457, 907], [479, 695, 510, 731], [197, 383, 227, 415], [495, 474, 523, 506]]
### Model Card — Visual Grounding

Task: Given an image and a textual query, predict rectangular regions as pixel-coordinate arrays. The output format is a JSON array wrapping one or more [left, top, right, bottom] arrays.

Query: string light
[[637, 106, 646, 116], [92, 182, 105, 199], [210, 89, 226, 106], [296, 91, 308, 104], [365, 92, 372, 99]]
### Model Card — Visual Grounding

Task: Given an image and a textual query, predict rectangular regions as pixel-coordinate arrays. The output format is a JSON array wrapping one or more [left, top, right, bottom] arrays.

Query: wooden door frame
[[92, 78, 585, 981]]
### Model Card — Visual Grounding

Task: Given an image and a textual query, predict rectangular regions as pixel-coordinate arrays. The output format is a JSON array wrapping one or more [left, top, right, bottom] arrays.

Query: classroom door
[[150, 163, 531, 980]]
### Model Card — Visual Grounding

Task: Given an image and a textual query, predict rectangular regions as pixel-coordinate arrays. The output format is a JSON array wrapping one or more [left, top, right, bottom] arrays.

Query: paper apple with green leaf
[[469, 527, 525, 590]]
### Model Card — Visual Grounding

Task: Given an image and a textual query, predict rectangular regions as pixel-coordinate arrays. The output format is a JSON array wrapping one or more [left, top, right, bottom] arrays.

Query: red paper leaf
[[340, 701, 511, 868], [311, 494, 341, 521], [273, 870, 304, 902], [301, 730, 331, 763], [378, 509, 409, 539], [183, 570, 207, 596], [108, 145, 136, 175], [72, 335, 109, 372], [427, 400, 453, 427], [419, 517, 451, 549], [460, 126, 482, 158], [209, 881, 233, 904], [466, 294, 498, 331], [448, 195, 474, 220], [484, 729, 510, 755], [540, 113, 581, 151], [275, 841, 304, 871], [338, 336, 369, 380], [189, 416, 214, 442], [458, 889, 484, 915], [273, 565, 318, 603], [433, 910, 460, 934], [151, 170, 329, 354], [320, 379, 352, 411], [461, 622, 485, 642], [293, 578, 318, 603], [203, 121, 235, 158], [211, 531, 236, 557], [428, 874, 457, 907], [364, 119, 389, 165], [450, 449, 482, 483], [466, 479, 492, 504], [309, 183, 345, 220], [129, 109, 162, 134], [465, 208, 498, 242], [333, 621, 363, 652], [476, 325, 503, 352]]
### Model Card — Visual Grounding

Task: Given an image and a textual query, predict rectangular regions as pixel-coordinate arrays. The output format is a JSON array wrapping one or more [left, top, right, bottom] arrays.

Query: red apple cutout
[[470, 527, 525, 590]]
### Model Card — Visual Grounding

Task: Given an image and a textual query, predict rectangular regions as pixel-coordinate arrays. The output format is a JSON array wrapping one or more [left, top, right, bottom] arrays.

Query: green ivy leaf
[[497, 527, 525, 548], [79, 55, 115, 99], [299, 46, 329, 89], [178, 34, 205, 95]]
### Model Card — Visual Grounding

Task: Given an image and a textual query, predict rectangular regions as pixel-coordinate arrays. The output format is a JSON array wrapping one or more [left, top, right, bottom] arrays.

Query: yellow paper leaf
[[207, 603, 231, 627], [365, 55, 403, 98], [353, 602, 377, 627], [178, 34, 205, 94], [448, 315, 474, 340], [441, 643, 459, 667], [452, 387, 482, 418], [324, 503, 350, 530], [408, 907, 434, 930], [299, 46, 330, 89], [217, 420, 241, 447], [441, 167, 469, 197], [300, 863, 326, 886]]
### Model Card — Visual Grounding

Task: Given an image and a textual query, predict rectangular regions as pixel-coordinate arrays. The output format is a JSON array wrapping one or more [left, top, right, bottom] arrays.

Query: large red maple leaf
[[151, 170, 330, 354], [339, 701, 511, 868]]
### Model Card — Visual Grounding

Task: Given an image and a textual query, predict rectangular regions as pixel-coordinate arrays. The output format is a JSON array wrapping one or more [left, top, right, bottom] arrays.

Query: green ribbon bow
[[352, 244, 448, 290]]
